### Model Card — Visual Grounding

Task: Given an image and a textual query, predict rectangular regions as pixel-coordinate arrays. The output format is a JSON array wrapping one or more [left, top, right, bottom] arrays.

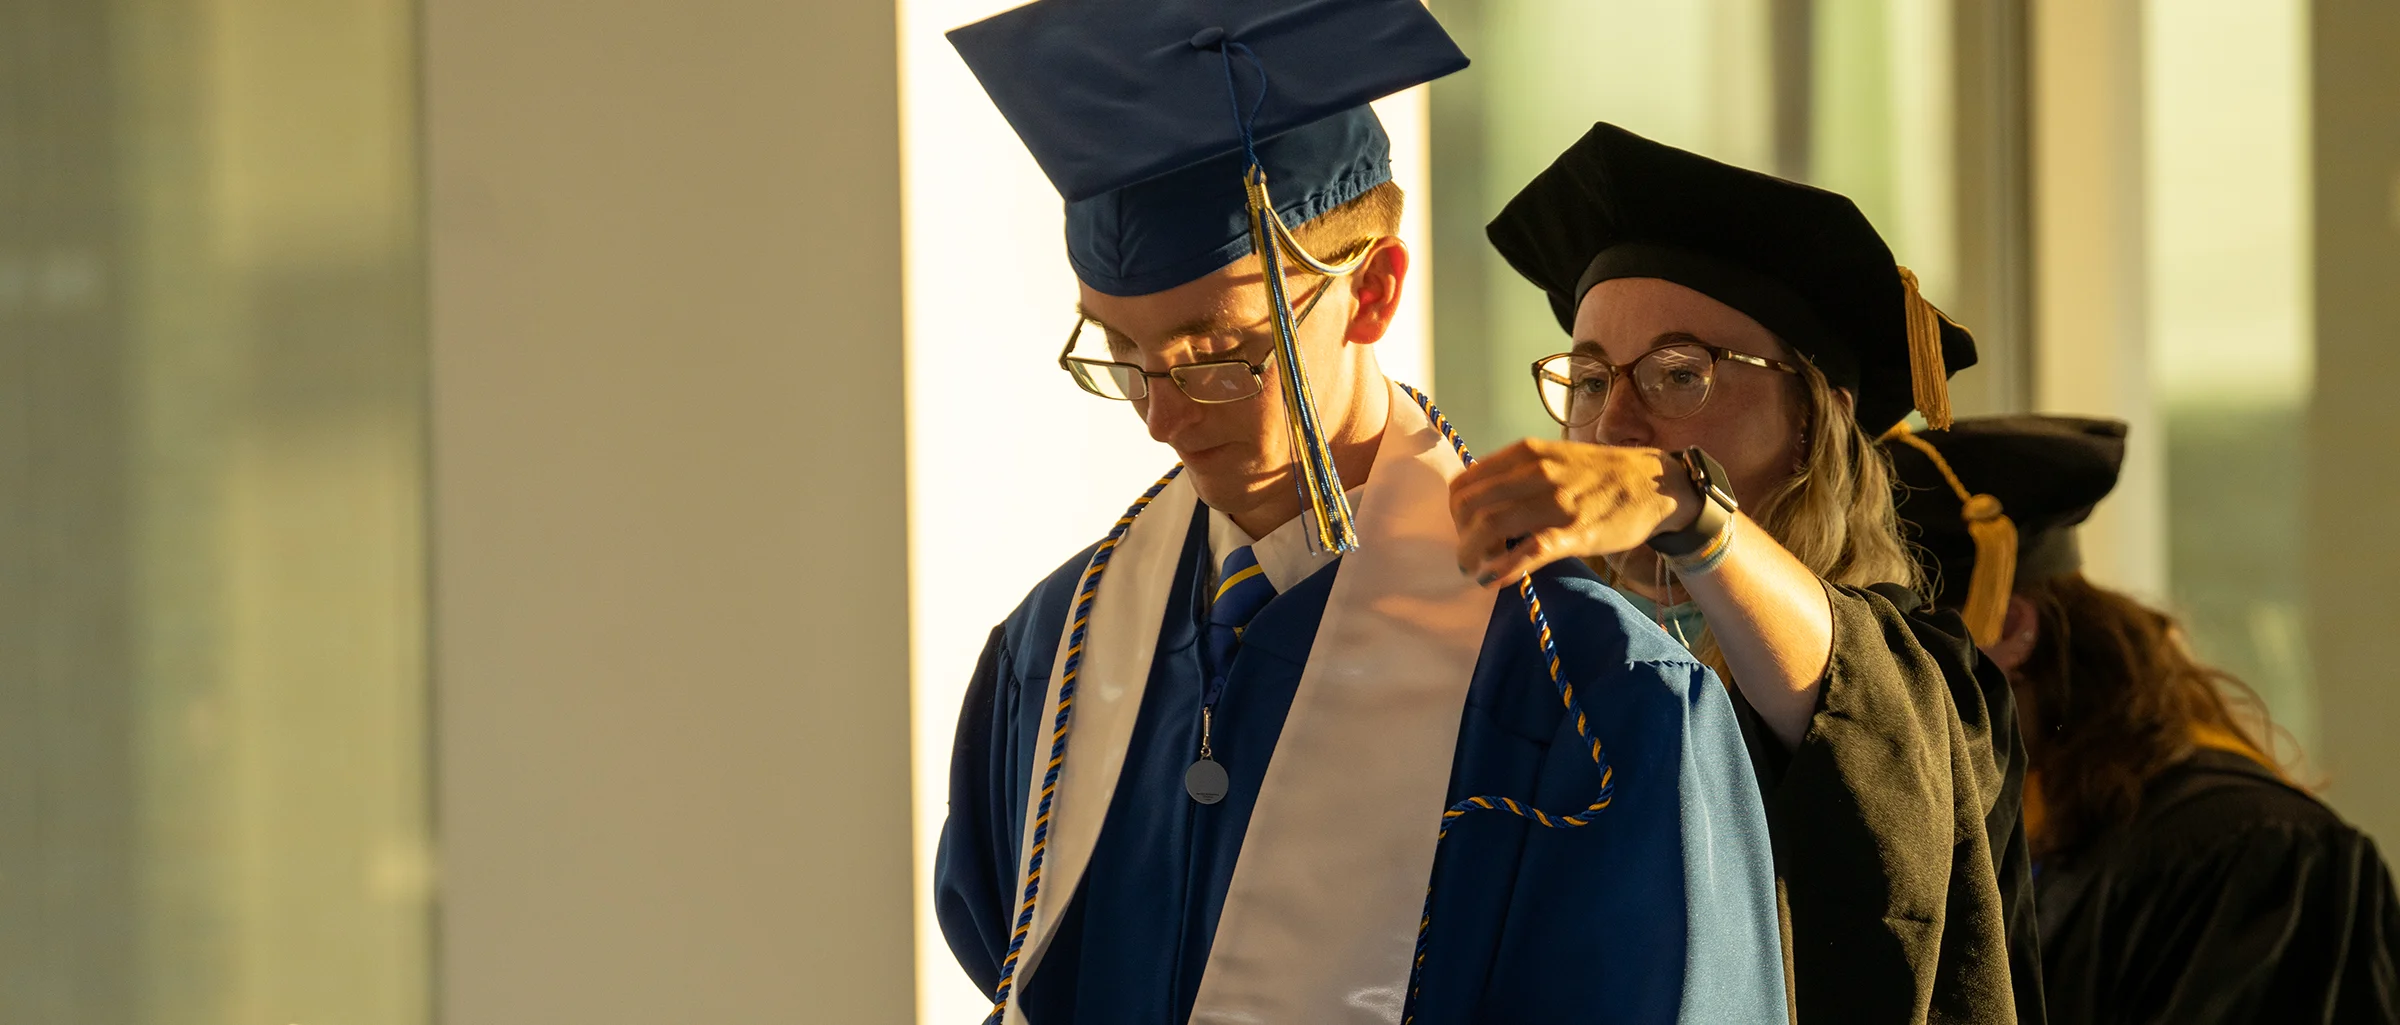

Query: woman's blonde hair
[[1749, 357, 1922, 592]]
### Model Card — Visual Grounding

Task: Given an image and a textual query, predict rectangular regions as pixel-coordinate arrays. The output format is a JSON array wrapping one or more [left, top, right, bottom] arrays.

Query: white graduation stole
[[1004, 381, 1490, 1024]]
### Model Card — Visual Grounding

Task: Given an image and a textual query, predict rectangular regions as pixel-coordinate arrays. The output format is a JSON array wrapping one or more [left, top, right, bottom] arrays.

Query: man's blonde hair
[[1289, 180, 1405, 263]]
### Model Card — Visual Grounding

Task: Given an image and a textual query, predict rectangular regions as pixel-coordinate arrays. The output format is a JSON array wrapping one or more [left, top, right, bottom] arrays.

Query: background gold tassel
[[1897, 266, 1953, 430], [1958, 494, 2019, 647], [1886, 425, 2015, 646]]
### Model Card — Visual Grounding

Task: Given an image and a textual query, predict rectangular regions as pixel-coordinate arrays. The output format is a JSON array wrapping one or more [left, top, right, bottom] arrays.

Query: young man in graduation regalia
[[932, 2, 1787, 1023]]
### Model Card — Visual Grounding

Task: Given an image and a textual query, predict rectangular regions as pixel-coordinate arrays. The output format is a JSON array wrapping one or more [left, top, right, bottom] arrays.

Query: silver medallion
[[1184, 757, 1230, 805]]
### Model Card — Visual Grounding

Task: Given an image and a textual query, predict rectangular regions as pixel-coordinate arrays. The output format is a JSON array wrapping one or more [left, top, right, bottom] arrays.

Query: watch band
[[1648, 446, 1737, 558]]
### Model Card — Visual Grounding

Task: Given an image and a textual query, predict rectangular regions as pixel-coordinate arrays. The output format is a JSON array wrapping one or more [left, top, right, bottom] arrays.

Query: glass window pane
[[1431, 0, 1777, 448], [1428, 0, 2004, 445], [2145, 0, 2316, 752], [1, 0, 429, 1021]]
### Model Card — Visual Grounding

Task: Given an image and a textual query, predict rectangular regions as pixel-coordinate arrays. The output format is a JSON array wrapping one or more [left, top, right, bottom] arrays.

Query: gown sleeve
[[1736, 581, 2039, 1025], [933, 624, 1021, 995], [934, 546, 1093, 996], [1900, 586, 2047, 1025]]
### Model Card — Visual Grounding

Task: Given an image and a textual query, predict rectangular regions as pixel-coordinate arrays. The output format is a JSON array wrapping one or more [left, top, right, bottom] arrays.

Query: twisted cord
[[1395, 383, 1618, 1024], [984, 466, 1184, 1024], [1215, 41, 1268, 179]]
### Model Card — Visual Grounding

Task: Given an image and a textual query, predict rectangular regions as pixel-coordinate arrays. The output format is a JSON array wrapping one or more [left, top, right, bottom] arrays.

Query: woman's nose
[[1593, 376, 1652, 447]]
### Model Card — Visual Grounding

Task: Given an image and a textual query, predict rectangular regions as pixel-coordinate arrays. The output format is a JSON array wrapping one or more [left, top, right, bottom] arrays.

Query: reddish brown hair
[[2012, 573, 2285, 861]]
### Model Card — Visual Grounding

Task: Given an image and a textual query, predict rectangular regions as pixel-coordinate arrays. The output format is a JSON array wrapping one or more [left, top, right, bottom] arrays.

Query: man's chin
[[1174, 442, 1253, 474], [1177, 457, 1282, 506]]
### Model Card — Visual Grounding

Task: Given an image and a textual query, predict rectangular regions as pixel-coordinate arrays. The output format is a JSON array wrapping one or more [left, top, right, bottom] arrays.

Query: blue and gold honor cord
[[980, 387, 1617, 1024], [1396, 383, 1617, 1024], [983, 466, 1184, 1024]]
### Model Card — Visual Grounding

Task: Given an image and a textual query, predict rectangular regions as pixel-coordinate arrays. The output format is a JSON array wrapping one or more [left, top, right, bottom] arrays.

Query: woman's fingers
[[1457, 497, 1575, 573], [1450, 441, 1673, 576], [1469, 529, 1570, 589], [1452, 469, 1566, 569], [1448, 441, 1543, 517], [1453, 470, 1573, 533]]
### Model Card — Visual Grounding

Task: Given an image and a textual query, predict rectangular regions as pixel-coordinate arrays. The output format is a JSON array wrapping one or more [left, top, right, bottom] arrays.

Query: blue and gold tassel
[[1211, 41, 1362, 554], [1244, 167, 1360, 553]]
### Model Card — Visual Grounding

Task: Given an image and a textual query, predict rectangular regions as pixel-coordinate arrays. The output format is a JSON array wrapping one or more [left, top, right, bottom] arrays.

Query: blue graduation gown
[[936, 504, 1785, 1023]]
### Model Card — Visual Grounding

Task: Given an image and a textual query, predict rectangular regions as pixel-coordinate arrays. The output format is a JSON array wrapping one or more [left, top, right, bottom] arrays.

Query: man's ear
[[1342, 237, 1409, 345]]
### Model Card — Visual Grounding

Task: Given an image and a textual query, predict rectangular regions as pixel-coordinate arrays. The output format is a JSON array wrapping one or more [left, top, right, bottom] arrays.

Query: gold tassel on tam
[[1957, 493, 2019, 646], [1885, 424, 2016, 646], [1897, 266, 1953, 430]]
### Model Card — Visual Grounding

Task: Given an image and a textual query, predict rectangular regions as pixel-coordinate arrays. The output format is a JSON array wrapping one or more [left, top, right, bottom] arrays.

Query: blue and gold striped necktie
[[1204, 545, 1278, 687]]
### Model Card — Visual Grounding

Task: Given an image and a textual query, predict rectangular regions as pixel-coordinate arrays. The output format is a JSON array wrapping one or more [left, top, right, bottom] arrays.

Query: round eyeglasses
[[1058, 271, 1339, 404], [1531, 342, 1802, 427]]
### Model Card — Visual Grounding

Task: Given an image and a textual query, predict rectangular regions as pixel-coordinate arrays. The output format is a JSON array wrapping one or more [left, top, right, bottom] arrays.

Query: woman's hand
[[1449, 438, 1700, 589]]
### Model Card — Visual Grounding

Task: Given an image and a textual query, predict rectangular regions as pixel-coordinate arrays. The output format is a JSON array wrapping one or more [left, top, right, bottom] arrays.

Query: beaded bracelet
[[1665, 513, 1736, 579]]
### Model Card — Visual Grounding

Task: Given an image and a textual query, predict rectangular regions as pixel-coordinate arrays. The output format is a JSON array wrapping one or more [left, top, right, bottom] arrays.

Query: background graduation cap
[[950, 0, 1468, 553], [1485, 123, 1978, 435], [1884, 415, 2130, 645]]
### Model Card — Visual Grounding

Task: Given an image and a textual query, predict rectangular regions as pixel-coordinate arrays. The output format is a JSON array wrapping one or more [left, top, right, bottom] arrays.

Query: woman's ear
[[1983, 593, 2042, 672], [1342, 237, 1409, 345], [1832, 385, 1858, 416]]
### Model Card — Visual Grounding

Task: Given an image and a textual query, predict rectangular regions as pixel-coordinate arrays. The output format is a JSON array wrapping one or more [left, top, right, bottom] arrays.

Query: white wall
[[425, 0, 916, 1021], [2030, 0, 2163, 599], [2308, 0, 2400, 850], [896, 3, 1431, 1018]]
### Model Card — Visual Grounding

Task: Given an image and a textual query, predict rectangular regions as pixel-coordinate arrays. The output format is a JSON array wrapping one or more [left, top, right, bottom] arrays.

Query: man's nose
[[1140, 380, 1202, 445]]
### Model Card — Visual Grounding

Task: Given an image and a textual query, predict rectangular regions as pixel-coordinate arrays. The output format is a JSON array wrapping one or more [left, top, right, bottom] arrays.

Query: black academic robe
[[936, 503, 1787, 1024], [2036, 749, 2400, 1024], [1725, 582, 2046, 1025]]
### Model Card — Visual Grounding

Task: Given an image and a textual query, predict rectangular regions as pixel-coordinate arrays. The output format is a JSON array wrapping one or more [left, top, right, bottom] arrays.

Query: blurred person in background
[[1465, 122, 2044, 1024], [1885, 415, 2400, 1025]]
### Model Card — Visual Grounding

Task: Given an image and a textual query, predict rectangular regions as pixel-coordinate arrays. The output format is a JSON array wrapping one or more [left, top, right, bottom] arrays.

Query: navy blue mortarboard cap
[[949, 0, 1469, 296], [1061, 108, 1389, 296]]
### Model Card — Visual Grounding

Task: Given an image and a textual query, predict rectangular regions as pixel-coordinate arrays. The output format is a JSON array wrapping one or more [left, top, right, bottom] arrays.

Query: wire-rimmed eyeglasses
[[1531, 341, 1802, 427], [1059, 271, 1343, 404]]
